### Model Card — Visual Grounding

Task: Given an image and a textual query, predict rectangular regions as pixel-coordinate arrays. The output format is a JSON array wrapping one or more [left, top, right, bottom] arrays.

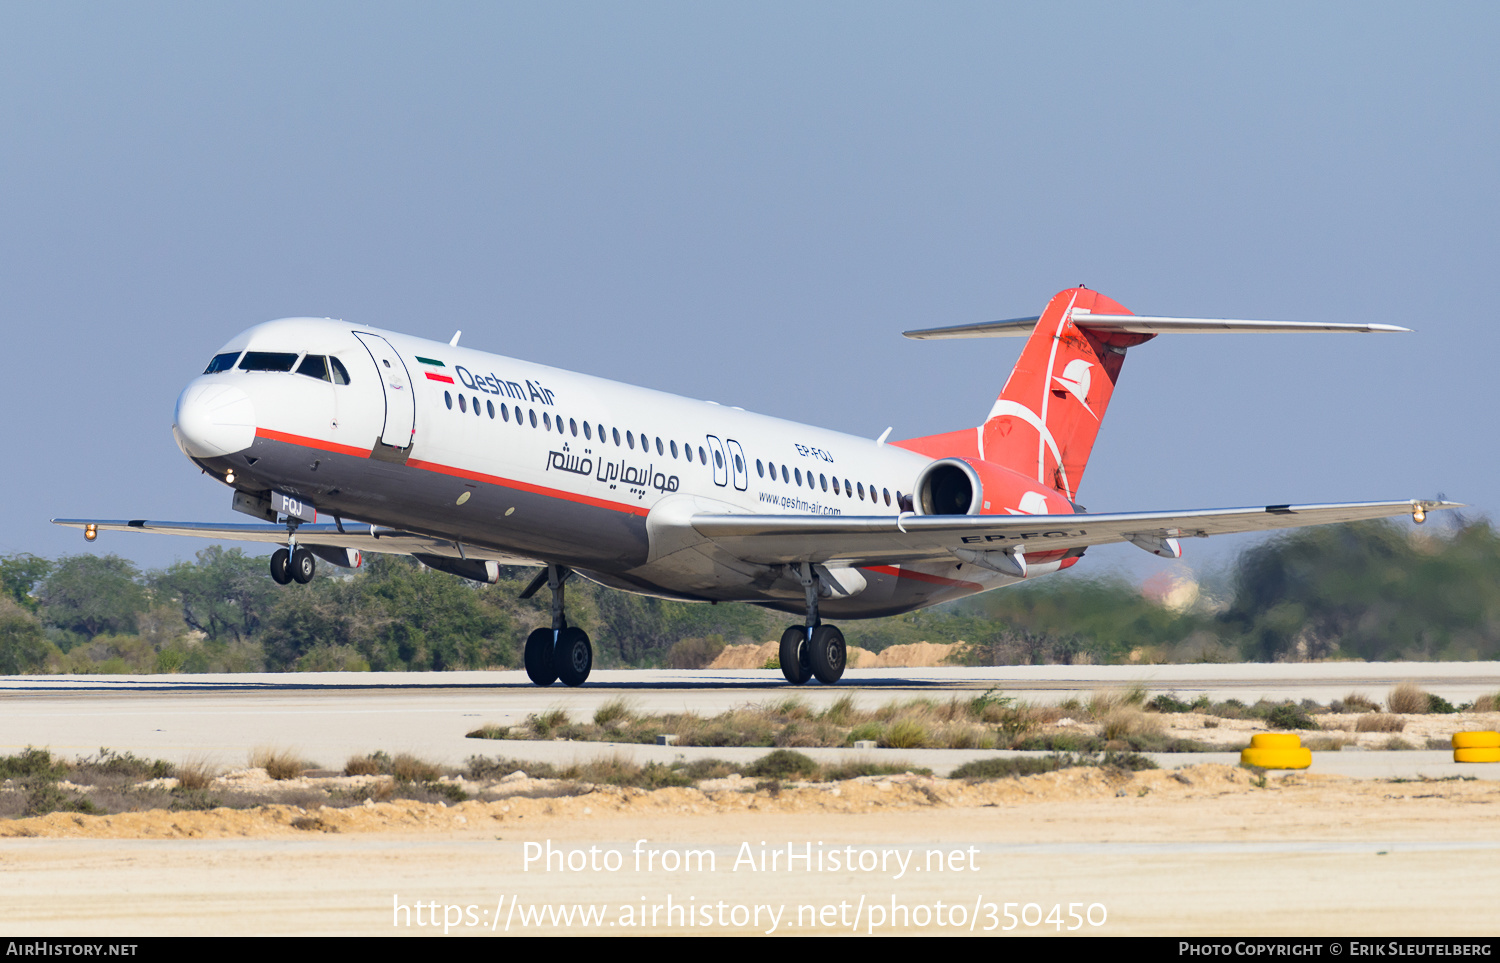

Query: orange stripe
[[255, 427, 370, 458], [406, 458, 649, 517], [253, 427, 648, 517], [865, 565, 982, 590]]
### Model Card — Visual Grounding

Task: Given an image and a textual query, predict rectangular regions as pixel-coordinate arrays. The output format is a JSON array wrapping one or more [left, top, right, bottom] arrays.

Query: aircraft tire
[[555, 627, 593, 687], [524, 628, 558, 686], [270, 549, 292, 585], [290, 548, 316, 584], [809, 624, 846, 685], [1452, 731, 1500, 749], [779, 625, 811, 685]]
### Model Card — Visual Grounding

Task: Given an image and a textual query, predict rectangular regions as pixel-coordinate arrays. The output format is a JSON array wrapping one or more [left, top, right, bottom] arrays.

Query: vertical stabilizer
[[981, 288, 1152, 501]]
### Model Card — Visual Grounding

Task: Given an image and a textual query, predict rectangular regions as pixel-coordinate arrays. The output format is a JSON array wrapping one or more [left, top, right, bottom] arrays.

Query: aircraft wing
[[49, 519, 543, 566], [688, 499, 1458, 567]]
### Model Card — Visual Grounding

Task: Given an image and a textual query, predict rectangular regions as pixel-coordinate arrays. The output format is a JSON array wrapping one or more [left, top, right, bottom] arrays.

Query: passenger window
[[756, 459, 764, 478], [626, 431, 635, 450], [239, 351, 298, 372], [820, 474, 828, 492], [570, 418, 578, 437], [613, 428, 621, 446], [330, 357, 351, 385], [459, 395, 467, 413], [529, 410, 538, 428], [445, 391, 453, 409], [296, 355, 330, 381], [204, 352, 240, 374], [699, 447, 707, 464], [473, 396, 480, 416], [583, 422, 592, 440], [501, 403, 509, 422], [543, 412, 551, 430], [487, 400, 495, 419], [832, 477, 841, 495], [671, 440, 678, 458], [781, 465, 789, 484], [734, 454, 743, 473], [656, 437, 664, 456], [713, 449, 723, 469], [794, 468, 802, 486]]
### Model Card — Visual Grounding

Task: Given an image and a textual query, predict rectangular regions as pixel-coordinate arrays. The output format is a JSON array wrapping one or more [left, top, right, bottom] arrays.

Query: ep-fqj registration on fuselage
[[57, 287, 1452, 687]]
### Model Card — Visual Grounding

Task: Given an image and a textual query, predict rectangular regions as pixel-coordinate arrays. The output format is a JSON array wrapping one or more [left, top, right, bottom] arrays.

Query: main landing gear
[[519, 564, 593, 687], [778, 563, 846, 686]]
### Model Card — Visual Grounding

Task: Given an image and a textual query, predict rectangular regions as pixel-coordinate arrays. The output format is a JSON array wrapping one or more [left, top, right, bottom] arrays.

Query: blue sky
[[2, 2, 1493, 583]]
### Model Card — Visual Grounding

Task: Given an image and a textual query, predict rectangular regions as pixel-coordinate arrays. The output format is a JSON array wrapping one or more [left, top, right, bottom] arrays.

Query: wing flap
[[689, 500, 1456, 566], [50, 519, 543, 565]]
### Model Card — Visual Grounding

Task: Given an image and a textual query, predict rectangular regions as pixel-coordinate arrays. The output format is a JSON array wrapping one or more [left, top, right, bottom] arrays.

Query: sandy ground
[[3, 762, 1499, 936]]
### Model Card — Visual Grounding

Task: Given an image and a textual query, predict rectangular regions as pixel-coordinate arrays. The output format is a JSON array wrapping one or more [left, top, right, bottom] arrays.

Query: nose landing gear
[[519, 564, 593, 687], [269, 546, 317, 585]]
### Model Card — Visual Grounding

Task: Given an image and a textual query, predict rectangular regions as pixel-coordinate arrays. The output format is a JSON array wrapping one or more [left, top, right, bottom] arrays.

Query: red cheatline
[[425, 372, 454, 383]]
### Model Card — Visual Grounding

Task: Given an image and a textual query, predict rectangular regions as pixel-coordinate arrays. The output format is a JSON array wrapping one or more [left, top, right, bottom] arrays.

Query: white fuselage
[[175, 317, 1033, 616]]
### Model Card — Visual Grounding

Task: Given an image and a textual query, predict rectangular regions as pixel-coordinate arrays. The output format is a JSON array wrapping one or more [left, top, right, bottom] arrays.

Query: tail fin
[[898, 287, 1408, 504], [980, 288, 1146, 502]]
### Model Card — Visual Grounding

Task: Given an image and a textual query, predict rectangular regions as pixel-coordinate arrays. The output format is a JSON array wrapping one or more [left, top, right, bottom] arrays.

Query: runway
[[3, 663, 1497, 778]]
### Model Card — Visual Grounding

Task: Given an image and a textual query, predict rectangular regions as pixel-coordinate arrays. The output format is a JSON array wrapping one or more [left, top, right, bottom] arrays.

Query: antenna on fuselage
[[449, 330, 462, 346]]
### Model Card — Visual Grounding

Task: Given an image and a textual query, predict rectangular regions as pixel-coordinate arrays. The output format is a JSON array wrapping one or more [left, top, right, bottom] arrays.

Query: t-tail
[[898, 287, 1409, 506]]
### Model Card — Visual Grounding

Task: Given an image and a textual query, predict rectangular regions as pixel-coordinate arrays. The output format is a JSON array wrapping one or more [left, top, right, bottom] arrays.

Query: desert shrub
[[1101, 708, 1163, 742], [250, 747, 311, 780], [1426, 693, 1459, 714], [882, 717, 930, 749], [1356, 713, 1405, 733], [593, 698, 635, 728], [1147, 694, 1195, 713], [174, 758, 217, 791], [0, 748, 68, 781], [820, 695, 857, 726], [389, 754, 443, 783], [1388, 683, 1429, 714], [1265, 703, 1320, 731], [744, 749, 819, 780]]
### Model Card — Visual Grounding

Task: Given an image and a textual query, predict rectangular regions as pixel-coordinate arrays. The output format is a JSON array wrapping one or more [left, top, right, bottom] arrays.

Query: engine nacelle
[[911, 457, 1074, 517]]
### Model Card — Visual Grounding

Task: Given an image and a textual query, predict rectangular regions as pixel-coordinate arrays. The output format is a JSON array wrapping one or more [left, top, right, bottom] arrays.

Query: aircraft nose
[[173, 382, 256, 458]]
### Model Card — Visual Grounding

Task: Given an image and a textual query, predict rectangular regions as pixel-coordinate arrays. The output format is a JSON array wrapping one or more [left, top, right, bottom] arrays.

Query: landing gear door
[[725, 438, 749, 491], [352, 332, 416, 449], [705, 435, 729, 487]]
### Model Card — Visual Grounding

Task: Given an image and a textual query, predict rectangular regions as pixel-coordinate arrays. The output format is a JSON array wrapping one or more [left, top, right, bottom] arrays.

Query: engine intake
[[913, 458, 983, 515]]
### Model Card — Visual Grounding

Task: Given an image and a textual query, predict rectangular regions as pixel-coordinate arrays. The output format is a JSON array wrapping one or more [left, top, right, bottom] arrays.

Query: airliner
[[55, 287, 1453, 687]]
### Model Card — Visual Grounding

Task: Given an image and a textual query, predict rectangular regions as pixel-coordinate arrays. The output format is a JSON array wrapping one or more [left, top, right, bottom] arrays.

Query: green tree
[[0, 553, 52, 612], [0, 598, 52, 674], [38, 555, 148, 640], [151, 546, 278, 643]]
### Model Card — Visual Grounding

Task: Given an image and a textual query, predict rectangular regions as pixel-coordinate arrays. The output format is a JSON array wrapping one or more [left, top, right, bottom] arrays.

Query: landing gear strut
[[778, 563, 846, 686], [520, 564, 593, 687]]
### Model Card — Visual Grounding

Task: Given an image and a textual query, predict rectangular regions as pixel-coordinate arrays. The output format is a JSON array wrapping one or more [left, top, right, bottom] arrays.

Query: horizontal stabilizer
[[904, 314, 1410, 340]]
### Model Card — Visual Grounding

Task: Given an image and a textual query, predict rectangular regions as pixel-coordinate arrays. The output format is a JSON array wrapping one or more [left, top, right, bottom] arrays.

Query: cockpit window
[[204, 352, 241, 374], [239, 351, 299, 372], [296, 355, 330, 382], [329, 357, 351, 385]]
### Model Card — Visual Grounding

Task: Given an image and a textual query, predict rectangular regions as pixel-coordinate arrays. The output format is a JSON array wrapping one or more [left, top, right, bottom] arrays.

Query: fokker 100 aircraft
[[57, 287, 1453, 687]]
